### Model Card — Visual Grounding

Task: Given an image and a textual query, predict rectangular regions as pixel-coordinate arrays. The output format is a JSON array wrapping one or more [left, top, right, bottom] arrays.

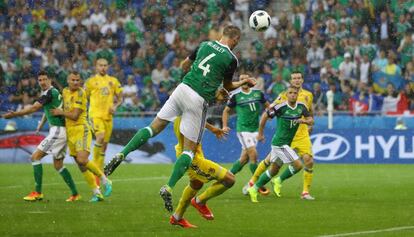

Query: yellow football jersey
[[275, 88, 314, 139], [62, 87, 88, 127], [84, 74, 122, 120]]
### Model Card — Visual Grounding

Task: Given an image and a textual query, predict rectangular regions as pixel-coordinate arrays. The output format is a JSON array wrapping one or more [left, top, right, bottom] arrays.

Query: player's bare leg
[[302, 154, 315, 200], [104, 117, 168, 176], [192, 171, 235, 219]]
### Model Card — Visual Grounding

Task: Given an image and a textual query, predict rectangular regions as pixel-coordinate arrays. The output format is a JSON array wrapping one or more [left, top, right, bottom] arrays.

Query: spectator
[[122, 76, 138, 107], [151, 62, 168, 86], [377, 11, 395, 50], [266, 73, 287, 101], [324, 83, 342, 111], [271, 59, 291, 82], [312, 82, 326, 115], [358, 54, 371, 85], [382, 83, 400, 114], [141, 79, 159, 111], [306, 40, 324, 74], [339, 52, 357, 86], [384, 51, 402, 76], [397, 32, 414, 69], [339, 83, 354, 111], [367, 85, 384, 113], [372, 49, 388, 72], [402, 83, 414, 111]]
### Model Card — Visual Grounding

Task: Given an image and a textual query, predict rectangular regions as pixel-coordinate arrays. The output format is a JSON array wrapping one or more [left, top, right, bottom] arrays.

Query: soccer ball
[[249, 10, 271, 32]]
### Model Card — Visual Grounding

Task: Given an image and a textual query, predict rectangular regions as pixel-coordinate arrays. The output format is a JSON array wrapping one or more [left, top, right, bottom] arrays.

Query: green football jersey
[[268, 101, 310, 146], [37, 86, 65, 127], [227, 89, 266, 132], [183, 41, 238, 103]]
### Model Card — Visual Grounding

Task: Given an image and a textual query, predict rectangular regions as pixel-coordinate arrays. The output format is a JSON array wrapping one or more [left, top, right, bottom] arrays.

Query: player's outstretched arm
[[223, 74, 256, 91], [296, 116, 314, 126], [222, 106, 232, 133], [180, 57, 193, 74], [50, 108, 82, 121], [257, 111, 269, 142], [36, 114, 47, 133], [205, 122, 227, 140], [110, 92, 123, 115], [2, 102, 43, 119]]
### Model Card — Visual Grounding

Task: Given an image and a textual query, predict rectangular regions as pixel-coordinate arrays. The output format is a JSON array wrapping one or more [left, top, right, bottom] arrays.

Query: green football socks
[[121, 127, 153, 156]]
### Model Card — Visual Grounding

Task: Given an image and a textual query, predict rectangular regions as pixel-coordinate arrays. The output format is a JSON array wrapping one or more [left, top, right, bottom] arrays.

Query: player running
[[104, 25, 256, 212], [246, 86, 313, 203], [270, 71, 316, 200], [2, 71, 79, 201], [50, 72, 112, 202], [84, 58, 123, 174], [222, 83, 269, 195]]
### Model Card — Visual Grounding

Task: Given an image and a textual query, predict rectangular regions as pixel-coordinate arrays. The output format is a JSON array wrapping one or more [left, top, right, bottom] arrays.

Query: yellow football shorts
[[89, 117, 113, 143], [175, 144, 227, 183], [67, 124, 92, 157], [291, 135, 313, 157]]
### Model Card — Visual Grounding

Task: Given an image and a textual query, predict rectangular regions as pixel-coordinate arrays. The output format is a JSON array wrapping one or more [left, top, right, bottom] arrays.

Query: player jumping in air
[[170, 88, 235, 228], [2, 71, 79, 201], [104, 25, 256, 212], [246, 86, 313, 203]]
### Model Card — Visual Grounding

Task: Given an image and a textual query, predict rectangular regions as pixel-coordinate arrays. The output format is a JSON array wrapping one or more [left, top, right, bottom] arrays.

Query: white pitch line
[[28, 211, 49, 214], [1, 176, 168, 189], [318, 226, 414, 237]]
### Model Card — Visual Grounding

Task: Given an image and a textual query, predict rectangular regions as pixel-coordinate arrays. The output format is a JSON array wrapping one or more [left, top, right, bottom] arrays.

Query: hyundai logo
[[311, 133, 350, 161]]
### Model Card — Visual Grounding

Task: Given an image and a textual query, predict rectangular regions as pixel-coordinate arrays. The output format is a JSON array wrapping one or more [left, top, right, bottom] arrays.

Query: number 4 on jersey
[[198, 53, 216, 76]]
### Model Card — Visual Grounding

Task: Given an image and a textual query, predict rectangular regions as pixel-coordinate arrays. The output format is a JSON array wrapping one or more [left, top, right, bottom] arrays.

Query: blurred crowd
[[0, 0, 413, 116]]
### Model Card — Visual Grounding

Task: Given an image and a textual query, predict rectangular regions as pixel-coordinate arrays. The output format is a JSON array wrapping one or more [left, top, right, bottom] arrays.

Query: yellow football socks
[[92, 143, 102, 170], [85, 161, 104, 178], [82, 170, 98, 189], [174, 185, 198, 219], [197, 182, 227, 203], [251, 160, 269, 183], [99, 152, 106, 170], [303, 168, 313, 193]]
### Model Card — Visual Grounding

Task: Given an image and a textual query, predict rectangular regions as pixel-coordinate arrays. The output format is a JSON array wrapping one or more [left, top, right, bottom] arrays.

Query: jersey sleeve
[[307, 92, 314, 115], [188, 46, 200, 61], [113, 78, 123, 95], [260, 92, 266, 104], [301, 104, 311, 117], [223, 58, 237, 82], [227, 94, 236, 108], [37, 89, 52, 105], [266, 103, 282, 119]]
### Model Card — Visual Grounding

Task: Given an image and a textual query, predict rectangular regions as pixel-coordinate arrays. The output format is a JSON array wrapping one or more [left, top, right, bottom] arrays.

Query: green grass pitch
[[1, 164, 414, 237]]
